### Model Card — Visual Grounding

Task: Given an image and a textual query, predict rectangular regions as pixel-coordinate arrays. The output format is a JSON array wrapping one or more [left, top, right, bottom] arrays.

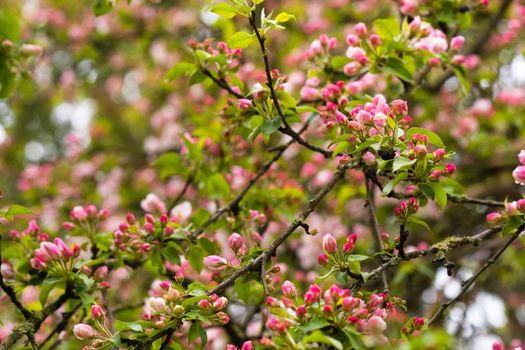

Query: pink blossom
[[513, 165, 525, 185], [322, 233, 337, 253], [73, 324, 95, 340]]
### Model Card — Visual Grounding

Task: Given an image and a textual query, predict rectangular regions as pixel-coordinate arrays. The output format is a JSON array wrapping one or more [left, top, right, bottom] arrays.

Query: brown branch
[[365, 177, 390, 293], [352, 225, 503, 293], [201, 68, 244, 99], [168, 173, 194, 212], [207, 164, 350, 295], [388, 190, 505, 207], [428, 223, 525, 325]]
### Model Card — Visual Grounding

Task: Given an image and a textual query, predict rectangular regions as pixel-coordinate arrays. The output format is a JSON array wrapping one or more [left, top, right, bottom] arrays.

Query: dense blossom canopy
[[1, 0, 525, 349]]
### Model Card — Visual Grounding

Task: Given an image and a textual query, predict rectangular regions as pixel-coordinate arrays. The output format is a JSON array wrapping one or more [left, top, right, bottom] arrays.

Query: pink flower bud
[[492, 342, 504, 350], [41, 242, 61, 260], [317, 253, 329, 266], [344, 62, 361, 76], [70, 206, 87, 221], [365, 315, 387, 334], [98, 209, 109, 220], [217, 311, 230, 324], [414, 144, 428, 158], [444, 163, 456, 175], [363, 151, 377, 166], [433, 148, 446, 161], [148, 297, 166, 314], [450, 36, 465, 51], [322, 233, 337, 253], [31, 257, 47, 269], [296, 305, 307, 318], [91, 304, 105, 319], [518, 149, 525, 165], [369, 34, 381, 46], [354, 22, 367, 37], [204, 255, 228, 268], [228, 233, 244, 251], [213, 297, 228, 310], [143, 222, 155, 234], [237, 99, 252, 111], [126, 212, 136, 224], [346, 34, 360, 46], [513, 165, 525, 185], [368, 294, 384, 308], [94, 266, 109, 279], [198, 299, 211, 310], [486, 212, 503, 225], [281, 281, 297, 298], [62, 222, 75, 230], [391, 99, 408, 115], [73, 324, 95, 340], [241, 341, 254, 350]]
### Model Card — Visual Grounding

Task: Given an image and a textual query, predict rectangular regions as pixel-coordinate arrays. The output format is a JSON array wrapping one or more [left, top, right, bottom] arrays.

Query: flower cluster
[[145, 281, 230, 327], [30, 237, 80, 274], [63, 204, 109, 231], [113, 212, 177, 254], [394, 197, 419, 220], [317, 232, 360, 269], [73, 304, 116, 349], [264, 281, 401, 347]]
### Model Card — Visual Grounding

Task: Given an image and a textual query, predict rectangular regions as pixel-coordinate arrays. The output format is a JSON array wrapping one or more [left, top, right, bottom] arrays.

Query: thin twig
[[365, 177, 390, 293], [428, 223, 524, 325], [168, 173, 194, 212]]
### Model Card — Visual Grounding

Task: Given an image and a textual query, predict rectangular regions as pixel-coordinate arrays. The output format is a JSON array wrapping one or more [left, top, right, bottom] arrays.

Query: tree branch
[[365, 177, 390, 293], [428, 223, 524, 325]]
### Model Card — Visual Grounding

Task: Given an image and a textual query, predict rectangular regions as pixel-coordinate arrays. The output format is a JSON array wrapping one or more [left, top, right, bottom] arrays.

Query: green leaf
[[374, 18, 400, 40], [210, 3, 238, 18], [166, 62, 197, 81], [392, 157, 416, 172], [187, 246, 205, 272], [346, 254, 369, 262], [275, 12, 295, 23], [332, 141, 350, 158], [227, 31, 253, 49], [92, 0, 114, 16], [114, 321, 143, 332], [382, 172, 408, 195], [188, 322, 200, 344], [2, 205, 33, 220], [153, 152, 188, 180], [261, 117, 282, 136], [203, 173, 230, 199], [301, 330, 343, 350], [428, 182, 447, 210], [502, 215, 524, 236], [161, 246, 181, 265], [189, 71, 208, 85], [299, 318, 330, 332], [406, 127, 445, 148], [277, 90, 297, 109], [406, 216, 431, 232], [384, 57, 414, 83]]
